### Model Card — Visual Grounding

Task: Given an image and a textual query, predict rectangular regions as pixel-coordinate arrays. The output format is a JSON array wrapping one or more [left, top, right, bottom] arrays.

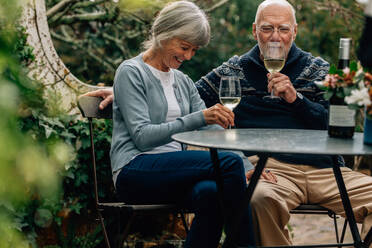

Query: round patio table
[[173, 129, 372, 248]]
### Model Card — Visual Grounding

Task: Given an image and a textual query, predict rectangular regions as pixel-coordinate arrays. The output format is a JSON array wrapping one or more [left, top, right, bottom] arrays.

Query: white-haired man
[[196, 0, 372, 246]]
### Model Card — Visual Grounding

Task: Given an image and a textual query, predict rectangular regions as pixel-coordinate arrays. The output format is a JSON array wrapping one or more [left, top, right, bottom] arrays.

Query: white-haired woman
[[111, 1, 254, 247]]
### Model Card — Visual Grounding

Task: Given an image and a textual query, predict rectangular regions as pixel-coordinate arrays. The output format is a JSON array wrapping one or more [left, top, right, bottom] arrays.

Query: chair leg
[[331, 212, 340, 244], [364, 227, 372, 247], [97, 210, 111, 248], [180, 211, 190, 234], [340, 219, 348, 244], [117, 212, 136, 248]]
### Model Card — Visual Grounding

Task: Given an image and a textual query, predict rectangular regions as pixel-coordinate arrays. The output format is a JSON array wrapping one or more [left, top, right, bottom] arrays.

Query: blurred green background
[[46, 0, 365, 85]]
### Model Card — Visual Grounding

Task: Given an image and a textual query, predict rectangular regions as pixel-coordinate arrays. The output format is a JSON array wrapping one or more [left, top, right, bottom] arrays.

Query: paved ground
[[290, 168, 370, 247], [290, 214, 361, 246]]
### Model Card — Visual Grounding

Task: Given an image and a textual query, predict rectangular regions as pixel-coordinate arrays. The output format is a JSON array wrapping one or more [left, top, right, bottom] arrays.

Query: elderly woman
[[110, 1, 254, 247]]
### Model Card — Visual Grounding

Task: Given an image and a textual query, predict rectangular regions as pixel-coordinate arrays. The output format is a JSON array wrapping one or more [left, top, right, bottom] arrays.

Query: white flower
[[342, 67, 350, 75], [345, 88, 371, 106], [314, 81, 324, 87]]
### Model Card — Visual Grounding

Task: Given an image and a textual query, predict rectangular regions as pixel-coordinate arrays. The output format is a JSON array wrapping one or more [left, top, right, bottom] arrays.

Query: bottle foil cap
[[339, 38, 351, 60]]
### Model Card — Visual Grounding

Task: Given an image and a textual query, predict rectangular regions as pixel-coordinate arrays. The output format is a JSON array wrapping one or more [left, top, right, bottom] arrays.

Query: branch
[[120, 10, 149, 25], [72, 0, 107, 9], [205, 0, 230, 13], [48, 2, 77, 27], [50, 31, 116, 72], [102, 32, 127, 55], [309, 0, 364, 21], [52, 10, 119, 26], [46, 0, 78, 18]]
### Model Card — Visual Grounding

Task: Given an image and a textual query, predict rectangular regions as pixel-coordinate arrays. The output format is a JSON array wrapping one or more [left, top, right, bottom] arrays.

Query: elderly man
[[85, 0, 372, 246], [195, 0, 372, 246]]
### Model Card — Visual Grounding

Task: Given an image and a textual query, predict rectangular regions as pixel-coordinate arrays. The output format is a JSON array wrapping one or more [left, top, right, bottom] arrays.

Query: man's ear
[[292, 24, 298, 41], [252, 23, 258, 41]]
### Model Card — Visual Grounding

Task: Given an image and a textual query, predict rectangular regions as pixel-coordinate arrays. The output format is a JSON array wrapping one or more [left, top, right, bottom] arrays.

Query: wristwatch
[[296, 91, 304, 100], [290, 91, 304, 105]]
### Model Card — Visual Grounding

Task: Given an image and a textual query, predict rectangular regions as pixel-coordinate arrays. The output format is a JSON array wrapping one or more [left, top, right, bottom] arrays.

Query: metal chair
[[77, 95, 190, 248], [290, 204, 348, 245]]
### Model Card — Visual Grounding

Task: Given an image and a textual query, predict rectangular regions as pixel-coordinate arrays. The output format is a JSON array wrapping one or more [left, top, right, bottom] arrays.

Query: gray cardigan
[[110, 54, 211, 174]]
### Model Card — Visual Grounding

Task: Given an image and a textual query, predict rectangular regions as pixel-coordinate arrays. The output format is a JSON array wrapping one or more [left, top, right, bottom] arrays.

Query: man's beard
[[257, 37, 292, 59]]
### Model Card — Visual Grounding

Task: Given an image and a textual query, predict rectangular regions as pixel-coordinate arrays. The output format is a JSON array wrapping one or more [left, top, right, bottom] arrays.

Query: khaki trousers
[[249, 158, 372, 246]]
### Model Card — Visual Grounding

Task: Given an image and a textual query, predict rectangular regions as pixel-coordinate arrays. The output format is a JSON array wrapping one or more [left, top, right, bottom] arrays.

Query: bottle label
[[329, 105, 355, 127]]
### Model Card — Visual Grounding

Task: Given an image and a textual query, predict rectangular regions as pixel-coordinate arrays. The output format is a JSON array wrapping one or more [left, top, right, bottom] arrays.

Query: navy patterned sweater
[[196, 44, 345, 168]]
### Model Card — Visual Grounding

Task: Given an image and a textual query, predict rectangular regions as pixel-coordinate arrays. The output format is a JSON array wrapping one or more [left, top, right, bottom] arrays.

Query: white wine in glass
[[263, 42, 286, 100], [264, 58, 285, 74], [220, 97, 241, 111], [219, 76, 241, 128]]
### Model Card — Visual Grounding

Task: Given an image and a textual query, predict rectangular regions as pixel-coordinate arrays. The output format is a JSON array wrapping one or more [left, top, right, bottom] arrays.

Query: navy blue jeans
[[115, 150, 255, 248]]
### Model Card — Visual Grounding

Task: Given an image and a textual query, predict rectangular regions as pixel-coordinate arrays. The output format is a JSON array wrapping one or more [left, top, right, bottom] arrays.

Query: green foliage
[[15, 25, 35, 66], [19, 109, 113, 247], [0, 3, 111, 246], [0, 0, 67, 246], [290, 0, 364, 63], [48, 0, 365, 85]]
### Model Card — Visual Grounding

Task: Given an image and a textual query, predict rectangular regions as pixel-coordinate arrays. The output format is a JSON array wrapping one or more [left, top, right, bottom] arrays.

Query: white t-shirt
[[142, 64, 182, 153]]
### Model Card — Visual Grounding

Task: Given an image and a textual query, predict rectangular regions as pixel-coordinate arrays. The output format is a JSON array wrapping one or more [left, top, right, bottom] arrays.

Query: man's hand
[[202, 103, 235, 129], [267, 72, 297, 103], [83, 88, 114, 110], [245, 169, 277, 184]]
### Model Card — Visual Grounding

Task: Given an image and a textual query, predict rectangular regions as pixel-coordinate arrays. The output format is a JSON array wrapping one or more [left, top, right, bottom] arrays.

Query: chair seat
[[98, 202, 185, 213], [290, 204, 334, 215]]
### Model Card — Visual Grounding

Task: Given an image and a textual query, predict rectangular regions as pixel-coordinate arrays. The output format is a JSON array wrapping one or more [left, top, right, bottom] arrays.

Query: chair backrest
[[77, 95, 113, 119], [77, 96, 113, 206]]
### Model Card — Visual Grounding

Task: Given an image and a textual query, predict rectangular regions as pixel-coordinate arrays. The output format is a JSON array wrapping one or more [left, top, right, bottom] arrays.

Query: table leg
[[209, 148, 225, 212], [332, 157, 366, 248], [223, 153, 269, 248]]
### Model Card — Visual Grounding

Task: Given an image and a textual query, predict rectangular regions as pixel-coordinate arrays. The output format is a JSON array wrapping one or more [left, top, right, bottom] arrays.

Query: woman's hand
[[245, 169, 277, 184], [202, 103, 235, 129], [83, 88, 114, 110]]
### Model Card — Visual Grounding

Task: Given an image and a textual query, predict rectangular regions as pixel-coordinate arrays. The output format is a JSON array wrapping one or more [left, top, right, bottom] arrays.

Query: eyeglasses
[[258, 25, 292, 35]]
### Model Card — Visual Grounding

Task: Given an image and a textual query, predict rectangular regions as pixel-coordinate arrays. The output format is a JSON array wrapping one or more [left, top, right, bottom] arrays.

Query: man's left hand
[[245, 169, 277, 184], [267, 72, 297, 103]]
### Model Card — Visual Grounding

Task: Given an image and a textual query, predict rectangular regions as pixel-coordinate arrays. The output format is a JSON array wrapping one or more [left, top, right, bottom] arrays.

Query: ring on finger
[[265, 169, 270, 173]]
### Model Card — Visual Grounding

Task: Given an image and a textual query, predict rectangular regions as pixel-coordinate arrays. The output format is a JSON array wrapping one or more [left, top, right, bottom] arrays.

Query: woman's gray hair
[[143, 1, 210, 49]]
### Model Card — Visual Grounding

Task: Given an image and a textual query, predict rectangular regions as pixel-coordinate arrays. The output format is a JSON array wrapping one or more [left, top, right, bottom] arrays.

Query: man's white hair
[[254, 0, 297, 25]]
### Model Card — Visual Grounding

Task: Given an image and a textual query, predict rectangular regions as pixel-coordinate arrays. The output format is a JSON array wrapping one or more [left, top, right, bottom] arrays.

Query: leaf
[[336, 69, 344, 77], [39, 123, 56, 139], [343, 87, 353, 96], [350, 61, 357, 72], [323, 91, 333, 100], [34, 208, 53, 228], [348, 104, 361, 110], [336, 89, 344, 98], [329, 64, 337, 74]]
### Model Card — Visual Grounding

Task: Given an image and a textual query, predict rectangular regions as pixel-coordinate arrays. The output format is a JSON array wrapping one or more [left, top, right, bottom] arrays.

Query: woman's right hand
[[83, 88, 114, 110], [202, 103, 235, 129]]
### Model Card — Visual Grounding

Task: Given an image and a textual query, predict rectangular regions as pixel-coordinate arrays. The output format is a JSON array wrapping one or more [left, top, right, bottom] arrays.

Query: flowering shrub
[[345, 71, 372, 116], [315, 61, 372, 117]]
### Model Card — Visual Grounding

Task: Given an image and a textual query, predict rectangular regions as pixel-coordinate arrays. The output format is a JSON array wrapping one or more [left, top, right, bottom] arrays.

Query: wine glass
[[219, 76, 241, 129], [262, 42, 286, 100]]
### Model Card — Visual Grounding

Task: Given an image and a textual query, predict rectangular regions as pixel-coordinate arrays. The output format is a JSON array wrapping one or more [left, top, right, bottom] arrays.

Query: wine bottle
[[328, 38, 355, 138]]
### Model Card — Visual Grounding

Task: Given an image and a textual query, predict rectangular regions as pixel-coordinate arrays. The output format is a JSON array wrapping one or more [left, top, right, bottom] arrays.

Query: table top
[[172, 129, 372, 155]]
